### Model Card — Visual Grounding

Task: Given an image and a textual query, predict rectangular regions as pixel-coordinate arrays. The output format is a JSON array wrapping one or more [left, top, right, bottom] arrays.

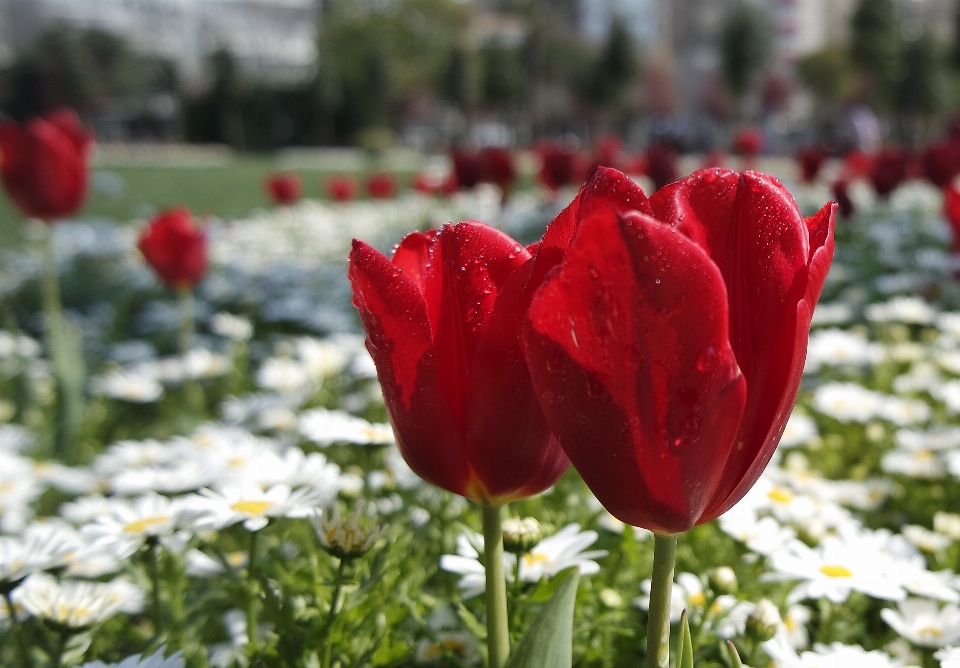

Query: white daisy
[[187, 482, 324, 531], [81, 493, 186, 559], [882, 599, 960, 648], [298, 407, 395, 446], [12, 573, 144, 628]]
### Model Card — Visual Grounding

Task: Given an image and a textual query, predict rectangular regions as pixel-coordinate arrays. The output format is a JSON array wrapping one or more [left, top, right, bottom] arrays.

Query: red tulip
[[0, 109, 92, 221], [537, 142, 579, 191], [451, 150, 483, 190], [870, 148, 910, 197], [138, 208, 207, 290], [923, 140, 960, 189], [733, 127, 764, 157], [265, 172, 302, 206], [832, 178, 855, 219], [645, 143, 679, 191], [367, 172, 397, 199], [479, 147, 518, 201], [843, 149, 873, 179], [797, 147, 828, 183], [327, 175, 359, 202], [349, 222, 570, 504], [945, 184, 960, 252], [522, 167, 835, 533]]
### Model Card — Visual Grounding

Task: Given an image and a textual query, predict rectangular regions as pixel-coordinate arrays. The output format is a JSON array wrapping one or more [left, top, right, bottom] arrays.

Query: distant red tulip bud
[[440, 173, 459, 195], [537, 143, 579, 191], [0, 108, 93, 222], [832, 178, 855, 218], [871, 148, 910, 198], [412, 172, 438, 195], [843, 149, 873, 179], [797, 147, 828, 183], [265, 172, 302, 206], [923, 140, 960, 188], [479, 147, 518, 200], [451, 150, 482, 190], [138, 207, 207, 290], [522, 167, 835, 533], [945, 184, 960, 252], [367, 172, 397, 199], [327, 175, 359, 202], [349, 222, 569, 504], [733, 128, 764, 157], [645, 143, 679, 191]]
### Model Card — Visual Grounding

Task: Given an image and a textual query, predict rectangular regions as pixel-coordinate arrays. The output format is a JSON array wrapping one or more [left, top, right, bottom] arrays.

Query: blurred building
[[2, 0, 319, 88]]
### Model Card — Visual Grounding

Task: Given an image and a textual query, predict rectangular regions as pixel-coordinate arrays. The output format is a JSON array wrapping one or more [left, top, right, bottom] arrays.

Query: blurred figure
[[797, 147, 828, 183], [367, 172, 397, 199], [265, 173, 302, 206], [326, 175, 359, 202]]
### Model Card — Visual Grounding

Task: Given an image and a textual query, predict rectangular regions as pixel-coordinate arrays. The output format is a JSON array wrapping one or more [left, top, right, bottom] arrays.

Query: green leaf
[[726, 640, 744, 668], [677, 609, 693, 668], [503, 568, 580, 668]]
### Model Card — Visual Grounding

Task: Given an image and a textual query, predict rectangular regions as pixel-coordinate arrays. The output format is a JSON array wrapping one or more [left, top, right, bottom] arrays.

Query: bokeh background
[[0, 0, 954, 234]]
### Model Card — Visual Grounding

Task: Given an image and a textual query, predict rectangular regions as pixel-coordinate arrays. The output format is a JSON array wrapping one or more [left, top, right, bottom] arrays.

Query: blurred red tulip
[[537, 142, 579, 191], [797, 147, 828, 183], [327, 175, 359, 202], [645, 143, 679, 191], [945, 184, 960, 252], [923, 140, 960, 189], [832, 178, 855, 218], [265, 172, 302, 206], [451, 149, 482, 190], [479, 147, 518, 201], [367, 172, 397, 199], [0, 108, 93, 222], [733, 128, 764, 157], [870, 148, 910, 198], [138, 207, 207, 290], [843, 150, 873, 180]]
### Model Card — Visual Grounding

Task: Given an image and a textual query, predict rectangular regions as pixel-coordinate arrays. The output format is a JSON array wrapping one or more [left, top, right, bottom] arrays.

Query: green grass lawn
[[0, 153, 420, 250]]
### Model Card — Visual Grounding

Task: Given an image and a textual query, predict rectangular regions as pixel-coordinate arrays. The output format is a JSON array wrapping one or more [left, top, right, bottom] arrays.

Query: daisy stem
[[481, 503, 510, 668], [178, 286, 194, 354], [146, 539, 163, 635], [51, 628, 70, 668], [320, 558, 348, 668], [646, 533, 678, 668], [168, 552, 186, 650], [4, 590, 33, 668], [246, 529, 260, 651]]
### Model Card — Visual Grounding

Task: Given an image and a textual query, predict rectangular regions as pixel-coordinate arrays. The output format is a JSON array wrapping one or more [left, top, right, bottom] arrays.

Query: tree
[[719, 1, 771, 117], [896, 32, 946, 143], [850, 0, 901, 109], [479, 40, 526, 111], [583, 18, 638, 107]]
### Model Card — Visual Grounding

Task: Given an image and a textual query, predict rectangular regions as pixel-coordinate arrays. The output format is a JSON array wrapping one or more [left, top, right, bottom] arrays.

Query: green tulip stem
[[177, 286, 195, 353], [481, 503, 510, 668], [646, 533, 678, 668]]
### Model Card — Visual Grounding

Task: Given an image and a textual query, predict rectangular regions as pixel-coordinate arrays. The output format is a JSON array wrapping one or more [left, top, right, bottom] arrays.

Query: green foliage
[[719, 2, 771, 110], [581, 19, 638, 108], [503, 569, 579, 668], [850, 0, 901, 107], [895, 33, 946, 117], [480, 41, 527, 111], [797, 47, 855, 108]]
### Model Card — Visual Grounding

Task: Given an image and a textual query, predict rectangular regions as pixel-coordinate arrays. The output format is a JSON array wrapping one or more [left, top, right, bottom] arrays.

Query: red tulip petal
[[650, 170, 821, 522], [524, 209, 746, 533], [392, 230, 438, 293], [528, 166, 652, 307], [431, 222, 530, 433], [348, 239, 471, 496], [467, 256, 568, 503]]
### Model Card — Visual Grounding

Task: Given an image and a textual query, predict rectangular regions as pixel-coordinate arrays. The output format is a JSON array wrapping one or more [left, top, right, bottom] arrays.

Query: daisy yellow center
[[227, 457, 247, 468], [523, 553, 549, 566], [915, 449, 936, 461], [124, 515, 169, 533], [918, 626, 943, 639], [232, 500, 273, 516], [767, 487, 794, 504], [688, 591, 706, 607], [441, 638, 469, 654], [819, 564, 853, 578]]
